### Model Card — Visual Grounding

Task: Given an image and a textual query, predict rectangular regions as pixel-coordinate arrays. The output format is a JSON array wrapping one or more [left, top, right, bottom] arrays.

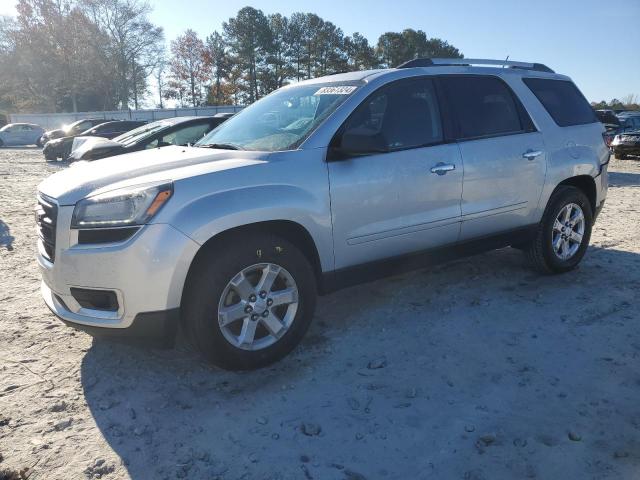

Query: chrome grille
[[35, 194, 58, 262]]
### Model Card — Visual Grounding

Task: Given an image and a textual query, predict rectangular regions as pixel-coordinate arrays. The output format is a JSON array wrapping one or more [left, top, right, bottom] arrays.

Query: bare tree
[[154, 56, 167, 108], [81, 0, 164, 109]]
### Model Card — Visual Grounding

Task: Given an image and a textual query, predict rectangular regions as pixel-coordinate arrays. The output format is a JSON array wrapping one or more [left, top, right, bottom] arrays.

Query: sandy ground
[[0, 148, 639, 480]]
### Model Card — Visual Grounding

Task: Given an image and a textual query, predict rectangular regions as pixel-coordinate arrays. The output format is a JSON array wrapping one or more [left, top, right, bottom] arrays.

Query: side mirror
[[330, 130, 387, 160]]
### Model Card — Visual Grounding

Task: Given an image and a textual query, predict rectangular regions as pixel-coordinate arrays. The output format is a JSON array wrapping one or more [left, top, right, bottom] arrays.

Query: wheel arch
[[180, 220, 324, 310], [555, 175, 597, 215]]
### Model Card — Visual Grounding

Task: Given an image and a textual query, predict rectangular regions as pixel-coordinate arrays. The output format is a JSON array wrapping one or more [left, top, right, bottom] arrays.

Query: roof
[[290, 58, 567, 89]]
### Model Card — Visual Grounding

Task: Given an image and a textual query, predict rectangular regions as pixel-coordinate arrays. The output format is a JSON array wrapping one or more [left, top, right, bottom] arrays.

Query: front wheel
[[182, 232, 317, 370], [524, 186, 593, 274]]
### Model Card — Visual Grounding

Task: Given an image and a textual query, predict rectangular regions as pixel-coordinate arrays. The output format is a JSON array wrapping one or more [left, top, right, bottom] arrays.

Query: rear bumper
[[613, 145, 640, 156]]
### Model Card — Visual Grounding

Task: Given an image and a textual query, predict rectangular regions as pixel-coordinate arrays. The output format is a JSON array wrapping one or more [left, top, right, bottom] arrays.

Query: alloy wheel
[[217, 263, 299, 351], [551, 203, 585, 260]]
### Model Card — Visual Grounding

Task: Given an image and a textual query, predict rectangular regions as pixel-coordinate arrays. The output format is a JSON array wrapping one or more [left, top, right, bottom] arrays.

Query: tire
[[524, 186, 593, 274], [617, 153, 628, 160], [182, 231, 317, 370]]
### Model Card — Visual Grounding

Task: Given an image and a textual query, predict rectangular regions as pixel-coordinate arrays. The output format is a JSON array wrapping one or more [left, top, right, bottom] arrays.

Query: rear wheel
[[182, 232, 317, 370], [616, 152, 628, 160], [524, 186, 592, 274]]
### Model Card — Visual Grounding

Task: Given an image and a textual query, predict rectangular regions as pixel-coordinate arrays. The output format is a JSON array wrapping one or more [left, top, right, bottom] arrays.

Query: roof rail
[[397, 58, 555, 73]]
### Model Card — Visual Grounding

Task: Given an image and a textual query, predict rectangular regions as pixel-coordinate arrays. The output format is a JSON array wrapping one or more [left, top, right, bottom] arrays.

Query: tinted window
[[341, 78, 443, 151], [523, 78, 597, 127], [93, 123, 114, 133], [441, 76, 526, 139], [145, 122, 213, 149]]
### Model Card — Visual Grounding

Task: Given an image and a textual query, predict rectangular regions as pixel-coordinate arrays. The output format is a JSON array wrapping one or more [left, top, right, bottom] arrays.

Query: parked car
[[43, 120, 147, 161], [0, 123, 45, 147], [611, 130, 640, 159], [595, 109, 620, 129], [37, 58, 608, 370], [603, 113, 640, 148], [39, 118, 113, 147], [67, 114, 232, 162]]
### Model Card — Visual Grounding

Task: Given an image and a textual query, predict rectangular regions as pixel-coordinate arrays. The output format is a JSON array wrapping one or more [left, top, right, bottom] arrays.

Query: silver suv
[[36, 58, 609, 370]]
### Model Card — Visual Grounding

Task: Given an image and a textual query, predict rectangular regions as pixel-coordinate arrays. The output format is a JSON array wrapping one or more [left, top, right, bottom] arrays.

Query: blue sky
[[2, 0, 638, 102]]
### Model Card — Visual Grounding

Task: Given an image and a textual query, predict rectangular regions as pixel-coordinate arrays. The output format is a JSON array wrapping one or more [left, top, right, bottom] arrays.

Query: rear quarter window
[[523, 78, 597, 127]]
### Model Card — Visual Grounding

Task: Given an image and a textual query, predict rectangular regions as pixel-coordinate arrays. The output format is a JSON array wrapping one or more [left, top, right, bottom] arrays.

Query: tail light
[[602, 132, 613, 147]]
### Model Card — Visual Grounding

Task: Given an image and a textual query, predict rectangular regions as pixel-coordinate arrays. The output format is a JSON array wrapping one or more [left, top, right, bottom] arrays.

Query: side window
[[340, 78, 443, 153], [441, 76, 527, 139], [523, 78, 597, 127], [162, 123, 212, 146], [145, 138, 159, 149]]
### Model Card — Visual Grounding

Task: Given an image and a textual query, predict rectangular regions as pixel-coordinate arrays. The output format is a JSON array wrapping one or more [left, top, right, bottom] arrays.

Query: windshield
[[63, 120, 84, 133], [113, 121, 169, 146], [0, 124, 10, 132], [196, 83, 360, 151]]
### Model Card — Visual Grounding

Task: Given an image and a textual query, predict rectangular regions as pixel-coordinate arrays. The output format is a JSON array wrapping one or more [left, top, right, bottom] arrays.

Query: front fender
[[165, 184, 334, 272]]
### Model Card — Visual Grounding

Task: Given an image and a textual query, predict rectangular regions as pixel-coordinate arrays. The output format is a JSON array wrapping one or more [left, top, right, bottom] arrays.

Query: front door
[[328, 77, 463, 270]]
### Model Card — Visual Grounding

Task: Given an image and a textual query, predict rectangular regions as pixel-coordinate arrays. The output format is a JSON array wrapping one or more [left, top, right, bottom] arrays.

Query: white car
[[0, 123, 46, 147]]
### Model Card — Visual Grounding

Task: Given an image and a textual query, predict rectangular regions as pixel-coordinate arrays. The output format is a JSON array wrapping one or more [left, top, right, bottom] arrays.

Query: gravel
[[1, 148, 640, 479]]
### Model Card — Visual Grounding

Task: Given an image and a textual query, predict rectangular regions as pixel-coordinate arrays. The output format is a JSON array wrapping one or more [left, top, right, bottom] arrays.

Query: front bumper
[[42, 281, 179, 345], [43, 142, 63, 159], [38, 203, 200, 338]]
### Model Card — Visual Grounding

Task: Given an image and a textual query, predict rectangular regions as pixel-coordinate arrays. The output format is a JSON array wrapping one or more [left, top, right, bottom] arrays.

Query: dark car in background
[[39, 118, 114, 147], [43, 120, 146, 160], [595, 109, 620, 129], [611, 130, 640, 159], [68, 114, 233, 161], [603, 113, 640, 148]]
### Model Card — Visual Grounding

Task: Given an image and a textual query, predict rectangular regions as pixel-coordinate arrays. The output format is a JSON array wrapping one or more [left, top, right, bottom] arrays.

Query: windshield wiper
[[197, 142, 244, 150]]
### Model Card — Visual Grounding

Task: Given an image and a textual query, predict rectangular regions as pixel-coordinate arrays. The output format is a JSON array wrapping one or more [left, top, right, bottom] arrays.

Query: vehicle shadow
[[79, 243, 640, 479], [0, 219, 14, 250], [608, 170, 640, 187], [0, 145, 41, 150]]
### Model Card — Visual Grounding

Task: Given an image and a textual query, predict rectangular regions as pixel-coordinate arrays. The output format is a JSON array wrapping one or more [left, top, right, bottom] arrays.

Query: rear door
[[3, 125, 21, 145], [440, 75, 546, 240], [328, 77, 463, 269]]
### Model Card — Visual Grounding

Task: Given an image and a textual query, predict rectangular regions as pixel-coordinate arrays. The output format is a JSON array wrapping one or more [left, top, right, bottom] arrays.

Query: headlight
[[71, 182, 173, 229]]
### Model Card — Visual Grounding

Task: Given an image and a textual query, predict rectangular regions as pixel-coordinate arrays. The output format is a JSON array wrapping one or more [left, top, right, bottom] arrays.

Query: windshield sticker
[[314, 86, 357, 95]]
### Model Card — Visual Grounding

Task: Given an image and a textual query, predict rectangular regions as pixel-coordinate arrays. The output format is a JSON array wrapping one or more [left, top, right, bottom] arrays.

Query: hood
[[71, 135, 96, 153], [45, 129, 65, 137], [69, 136, 120, 159], [38, 145, 269, 205]]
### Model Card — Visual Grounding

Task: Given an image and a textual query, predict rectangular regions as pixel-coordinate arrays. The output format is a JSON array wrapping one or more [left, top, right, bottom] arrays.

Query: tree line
[[591, 95, 640, 112], [0, 1, 463, 113], [165, 7, 462, 107]]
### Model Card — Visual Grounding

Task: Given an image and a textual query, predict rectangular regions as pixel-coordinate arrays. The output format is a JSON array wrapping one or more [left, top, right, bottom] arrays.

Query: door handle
[[523, 149, 543, 160], [430, 162, 455, 175]]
